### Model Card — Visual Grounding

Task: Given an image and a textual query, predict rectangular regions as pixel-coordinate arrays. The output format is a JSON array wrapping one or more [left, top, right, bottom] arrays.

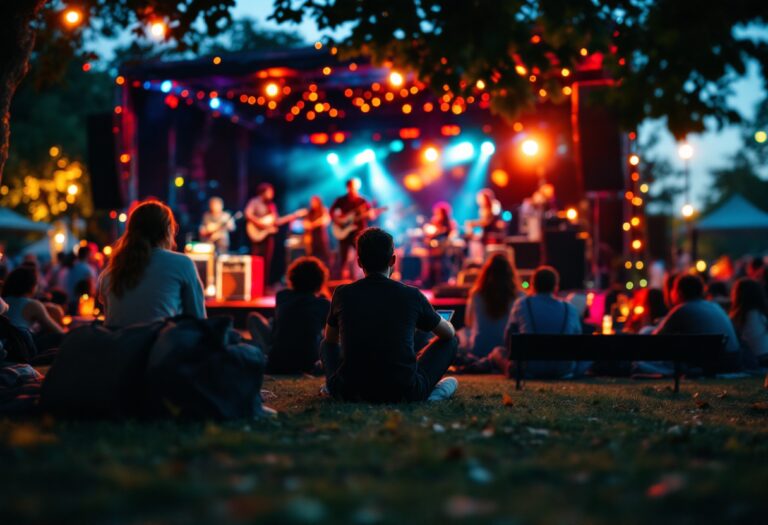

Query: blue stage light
[[209, 97, 221, 110], [160, 80, 173, 93], [389, 139, 405, 153], [354, 148, 375, 165], [481, 141, 496, 156], [449, 141, 475, 162], [326, 152, 340, 165], [502, 210, 513, 221]]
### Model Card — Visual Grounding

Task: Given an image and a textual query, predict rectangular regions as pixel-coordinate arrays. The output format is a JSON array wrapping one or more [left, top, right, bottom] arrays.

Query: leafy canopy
[[271, 0, 768, 138]]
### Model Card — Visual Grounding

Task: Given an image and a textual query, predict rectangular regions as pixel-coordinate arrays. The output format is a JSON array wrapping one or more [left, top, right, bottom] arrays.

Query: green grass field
[[1, 376, 767, 524]]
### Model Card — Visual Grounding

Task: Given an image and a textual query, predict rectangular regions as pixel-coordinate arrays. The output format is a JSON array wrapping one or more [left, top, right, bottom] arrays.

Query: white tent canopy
[[0, 208, 51, 233], [696, 194, 768, 231]]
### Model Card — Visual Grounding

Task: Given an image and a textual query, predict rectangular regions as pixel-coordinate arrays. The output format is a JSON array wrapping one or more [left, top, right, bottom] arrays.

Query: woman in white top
[[98, 200, 206, 328], [729, 277, 768, 368]]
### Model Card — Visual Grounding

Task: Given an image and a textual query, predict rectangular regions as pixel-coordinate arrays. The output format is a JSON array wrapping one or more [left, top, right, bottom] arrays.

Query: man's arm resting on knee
[[432, 318, 455, 340]]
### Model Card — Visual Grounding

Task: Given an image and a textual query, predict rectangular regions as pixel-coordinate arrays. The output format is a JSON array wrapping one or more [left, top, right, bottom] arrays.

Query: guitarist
[[199, 197, 236, 253], [330, 178, 371, 280], [245, 183, 279, 287]]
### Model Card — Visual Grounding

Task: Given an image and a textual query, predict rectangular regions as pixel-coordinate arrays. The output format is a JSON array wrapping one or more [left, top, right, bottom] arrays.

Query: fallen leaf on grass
[[502, 392, 515, 407], [750, 402, 768, 412], [646, 474, 687, 498], [444, 495, 497, 518], [7, 424, 57, 447]]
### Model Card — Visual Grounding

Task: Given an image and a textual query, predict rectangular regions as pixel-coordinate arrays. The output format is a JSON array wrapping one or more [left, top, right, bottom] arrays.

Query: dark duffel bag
[[145, 316, 266, 420], [40, 320, 165, 418]]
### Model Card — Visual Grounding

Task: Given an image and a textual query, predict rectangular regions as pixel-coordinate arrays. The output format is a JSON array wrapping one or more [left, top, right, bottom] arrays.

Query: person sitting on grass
[[653, 273, 740, 373], [98, 200, 206, 328], [1, 266, 65, 352], [320, 227, 459, 403], [455, 252, 523, 372], [248, 256, 331, 375], [729, 278, 768, 369], [489, 266, 582, 378]]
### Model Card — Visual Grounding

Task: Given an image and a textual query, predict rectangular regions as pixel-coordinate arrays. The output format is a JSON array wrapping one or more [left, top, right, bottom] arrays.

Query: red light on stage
[[310, 133, 329, 145], [441, 125, 461, 136], [164, 95, 179, 109], [399, 128, 420, 139], [332, 132, 345, 143], [82, 63, 91, 72]]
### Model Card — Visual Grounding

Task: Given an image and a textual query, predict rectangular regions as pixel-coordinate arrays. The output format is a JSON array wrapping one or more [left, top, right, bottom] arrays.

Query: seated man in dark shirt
[[654, 273, 741, 374], [321, 228, 458, 403], [248, 257, 331, 374]]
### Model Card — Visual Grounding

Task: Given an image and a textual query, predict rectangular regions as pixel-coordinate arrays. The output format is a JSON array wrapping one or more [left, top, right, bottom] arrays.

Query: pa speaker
[[87, 113, 124, 210], [573, 83, 625, 192], [544, 230, 586, 290]]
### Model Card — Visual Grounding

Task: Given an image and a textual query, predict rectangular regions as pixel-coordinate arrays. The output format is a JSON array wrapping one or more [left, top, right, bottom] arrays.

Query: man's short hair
[[77, 245, 91, 260], [532, 266, 559, 294], [675, 274, 704, 302], [287, 256, 328, 293], [356, 228, 394, 273]]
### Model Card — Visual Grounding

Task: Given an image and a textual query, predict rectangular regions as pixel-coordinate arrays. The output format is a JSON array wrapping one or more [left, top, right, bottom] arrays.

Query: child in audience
[[98, 200, 206, 327], [729, 278, 768, 368], [248, 256, 331, 374]]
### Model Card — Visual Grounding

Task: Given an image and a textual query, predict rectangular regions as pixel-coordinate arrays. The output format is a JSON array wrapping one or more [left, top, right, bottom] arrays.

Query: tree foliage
[[271, 0, 768, 139]]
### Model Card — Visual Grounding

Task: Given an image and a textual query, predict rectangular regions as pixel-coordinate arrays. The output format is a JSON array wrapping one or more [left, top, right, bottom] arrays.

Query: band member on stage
[[424, 201, 458, 287], [330, 178, 370, 279], [466, 188, 504, 245], [199, 197, 235, 253], [303, 195, 331, 268], [245, 183, 278, 286]]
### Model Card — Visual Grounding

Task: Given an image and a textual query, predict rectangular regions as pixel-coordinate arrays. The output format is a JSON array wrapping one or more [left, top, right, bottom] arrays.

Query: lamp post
[[678, 142, 695, 265]]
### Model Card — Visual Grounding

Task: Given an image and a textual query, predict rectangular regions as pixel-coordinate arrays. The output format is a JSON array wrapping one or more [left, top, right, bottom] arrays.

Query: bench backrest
[[508, 334, 725, 361]]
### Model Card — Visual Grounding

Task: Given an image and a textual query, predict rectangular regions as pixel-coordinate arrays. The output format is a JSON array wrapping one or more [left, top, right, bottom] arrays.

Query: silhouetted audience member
[[625, 288, 668, 334], [98, 200, 205, 328], [490, 266, 582, 378], [707, 280, 730, 312], [729, 278, 768, 368], [1, 266, 65, 351], [654, 274, 740, 373], [249, 256, 331, 374], [66, 245, 97, 299], [320, 228, 458, 403]]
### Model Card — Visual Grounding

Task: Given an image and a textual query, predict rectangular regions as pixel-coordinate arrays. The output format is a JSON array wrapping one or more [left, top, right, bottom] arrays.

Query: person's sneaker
[[256, 405, 278, 418], [428, 377, 458, 401]]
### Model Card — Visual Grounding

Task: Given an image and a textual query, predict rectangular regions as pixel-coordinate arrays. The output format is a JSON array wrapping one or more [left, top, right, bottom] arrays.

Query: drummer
[[423, 201, 458, 288]]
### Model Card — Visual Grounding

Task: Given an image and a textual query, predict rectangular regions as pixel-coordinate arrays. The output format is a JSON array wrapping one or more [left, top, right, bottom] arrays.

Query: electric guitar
[[246, 208, 308, 242], [201, 211, 243, 243], [332, 205, 388, 241]]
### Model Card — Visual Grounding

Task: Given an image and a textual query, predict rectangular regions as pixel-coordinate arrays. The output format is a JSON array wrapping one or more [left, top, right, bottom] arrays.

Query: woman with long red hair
[[457, 252, 523, 371], [98, 200, 205, 327]]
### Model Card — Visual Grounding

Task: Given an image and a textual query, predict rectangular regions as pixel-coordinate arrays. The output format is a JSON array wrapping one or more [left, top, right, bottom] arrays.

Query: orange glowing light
[[388, 71, 404, 87], [521, 139, 539, 157], [423, 146, 439, 163], [628, 154, 640, 166], [265, 83, 280, 98], [403, 173, 424, 191], [63, 8, 83, 27], [491, 169, 509, 187]]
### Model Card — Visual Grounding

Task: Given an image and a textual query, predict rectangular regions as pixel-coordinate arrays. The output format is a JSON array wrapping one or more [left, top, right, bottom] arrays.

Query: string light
[[63, 8, 83, 27]]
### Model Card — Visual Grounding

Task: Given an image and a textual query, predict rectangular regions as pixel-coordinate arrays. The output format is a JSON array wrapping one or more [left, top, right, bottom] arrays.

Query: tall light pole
[[678, 142, 695, 264]]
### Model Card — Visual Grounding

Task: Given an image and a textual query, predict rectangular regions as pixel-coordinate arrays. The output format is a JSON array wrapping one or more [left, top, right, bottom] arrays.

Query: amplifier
[[216, 255, 253, 301], [186, 252, 215, 296]]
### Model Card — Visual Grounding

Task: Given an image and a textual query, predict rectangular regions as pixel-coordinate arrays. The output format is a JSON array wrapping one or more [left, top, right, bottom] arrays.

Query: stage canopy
[[696, 194, 768, 231], [0, 208, 51, 233]]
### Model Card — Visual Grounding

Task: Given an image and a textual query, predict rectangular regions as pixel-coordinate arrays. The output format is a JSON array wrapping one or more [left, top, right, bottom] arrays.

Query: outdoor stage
[[206, 289, 469, 329]]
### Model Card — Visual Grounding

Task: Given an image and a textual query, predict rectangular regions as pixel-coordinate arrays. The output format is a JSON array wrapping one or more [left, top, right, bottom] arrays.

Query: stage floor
[[206, 290, 469, 328]]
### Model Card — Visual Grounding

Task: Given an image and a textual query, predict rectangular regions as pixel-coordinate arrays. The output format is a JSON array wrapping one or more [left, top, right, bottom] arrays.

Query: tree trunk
[[0, 0, 47, 184]]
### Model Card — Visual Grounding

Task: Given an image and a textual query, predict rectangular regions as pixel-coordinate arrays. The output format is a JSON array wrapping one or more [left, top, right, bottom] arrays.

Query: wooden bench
[[508, 334, 726, 392]]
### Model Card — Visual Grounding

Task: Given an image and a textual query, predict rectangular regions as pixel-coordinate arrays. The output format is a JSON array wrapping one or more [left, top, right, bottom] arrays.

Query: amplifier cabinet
[[187, 252, 215, 293], [216, 255, 252, 301]]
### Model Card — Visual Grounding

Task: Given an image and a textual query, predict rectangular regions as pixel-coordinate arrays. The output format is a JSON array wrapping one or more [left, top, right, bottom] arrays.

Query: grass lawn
[[1, 375, 767, 524]]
